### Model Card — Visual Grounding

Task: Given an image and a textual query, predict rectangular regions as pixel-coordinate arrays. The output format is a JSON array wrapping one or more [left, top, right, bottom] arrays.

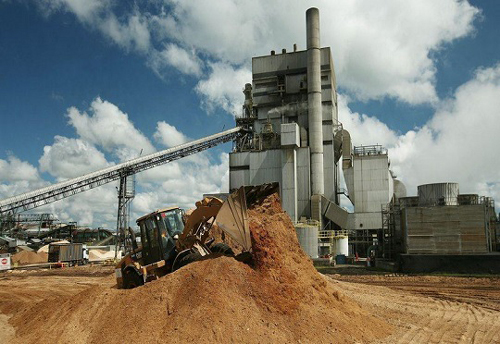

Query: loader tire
[[173, 251, 202, 271], [123, 268, 144, 289], [210, 243, 235, 256]]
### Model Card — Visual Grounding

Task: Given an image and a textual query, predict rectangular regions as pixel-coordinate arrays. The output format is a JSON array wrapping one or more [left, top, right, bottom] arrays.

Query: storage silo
[[418, 183, 459, 206], [334, 236, 349, 256], [295, 222, 319, 258]]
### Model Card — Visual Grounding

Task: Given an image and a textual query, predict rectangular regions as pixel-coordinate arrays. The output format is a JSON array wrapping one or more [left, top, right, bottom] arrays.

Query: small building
[[383, 182, 499, 273], [401, 183, 496, 254]]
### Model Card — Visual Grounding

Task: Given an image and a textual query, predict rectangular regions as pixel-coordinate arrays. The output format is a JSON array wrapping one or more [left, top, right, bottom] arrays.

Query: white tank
[[334, 236, 348, 256], [295, 223, 319, 258], [418, 182, 459, 206]]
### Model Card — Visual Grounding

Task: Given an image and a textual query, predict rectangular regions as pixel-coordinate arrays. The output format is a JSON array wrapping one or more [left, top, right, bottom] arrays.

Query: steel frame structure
[[0, 127, 244, 215]]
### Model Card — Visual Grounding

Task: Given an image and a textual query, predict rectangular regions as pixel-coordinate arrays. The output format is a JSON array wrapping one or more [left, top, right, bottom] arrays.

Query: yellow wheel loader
[[115, 183, 278, 289]]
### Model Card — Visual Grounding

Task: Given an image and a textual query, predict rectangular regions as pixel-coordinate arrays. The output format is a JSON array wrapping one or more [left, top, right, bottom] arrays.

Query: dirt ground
[[325, 266, 500, 343], [1, 195, 499, 343], [1, 264, 499, 343], [0, 265, 114, 343]]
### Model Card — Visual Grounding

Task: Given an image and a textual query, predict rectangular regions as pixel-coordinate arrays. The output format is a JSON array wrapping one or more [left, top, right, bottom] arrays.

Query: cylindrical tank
[[418, 182, 459, 206], [306, 7, 324, 196], [334, 236, 348, 256], [295, 223, 319, 258]]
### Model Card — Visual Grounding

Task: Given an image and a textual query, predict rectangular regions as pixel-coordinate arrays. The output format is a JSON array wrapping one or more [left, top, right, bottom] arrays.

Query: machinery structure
[[115, 183, 277, 289], [341, 143, 406, 257], [379, 182, 500, 272], [228, 7, 403, 260], [230, 8, 346, 239], [0, 213, 59, 235], [0, 127, 246, 249]]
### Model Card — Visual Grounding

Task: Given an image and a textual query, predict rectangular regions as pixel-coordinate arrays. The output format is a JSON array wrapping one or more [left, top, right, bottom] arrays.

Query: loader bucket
[[215, 183, 279, 251]]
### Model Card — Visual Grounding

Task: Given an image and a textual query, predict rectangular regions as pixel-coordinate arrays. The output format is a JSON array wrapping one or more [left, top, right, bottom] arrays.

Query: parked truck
[[48, 242, 89, 265]]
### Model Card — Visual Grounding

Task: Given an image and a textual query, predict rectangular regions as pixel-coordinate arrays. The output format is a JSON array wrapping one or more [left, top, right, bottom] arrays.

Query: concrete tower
[[230, 8, 344, 229]]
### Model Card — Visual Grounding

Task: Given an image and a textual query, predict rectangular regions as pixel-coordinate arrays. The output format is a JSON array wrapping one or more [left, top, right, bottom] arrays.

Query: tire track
[[328, 277, 500, 343]]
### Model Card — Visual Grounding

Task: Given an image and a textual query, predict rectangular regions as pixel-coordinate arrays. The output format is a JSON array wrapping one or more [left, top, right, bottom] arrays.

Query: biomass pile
[[10, 194, 391, 343], [88, 249, 115, 262], [11, 250, 48, 265]]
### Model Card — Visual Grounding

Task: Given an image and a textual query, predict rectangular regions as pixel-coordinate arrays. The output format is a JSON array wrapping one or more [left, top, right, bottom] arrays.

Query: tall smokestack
[[307, 7, 324, 204]]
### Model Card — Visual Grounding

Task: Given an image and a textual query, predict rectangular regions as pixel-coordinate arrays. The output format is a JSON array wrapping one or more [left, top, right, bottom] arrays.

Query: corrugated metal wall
[[403, 205, 489, 254], [353, 155, 391, 213]]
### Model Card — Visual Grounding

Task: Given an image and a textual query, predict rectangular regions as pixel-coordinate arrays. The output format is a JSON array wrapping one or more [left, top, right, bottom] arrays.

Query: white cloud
[[340, 63, 500, 206], [155, 0, 272, 63], [159, 0, 480, 105], [97, 13, 151, 53], [0, 155, 40, 182], [67, 97, 155, 160], [133, 152, 228, 213], [154, 121, 189, 148], [390, 63, 500, 197], [327, 0, 480, 104], [35, 0, 481, 110], [149, 44, 203, 77], [23, 98, 229, 227], [195, 62, 251, 115], [38, 184, 117, 227], [0, 156, 47, 201], [134, 150, 229, 215], [38, 136, 111, 180], [337, 95, 398, 148], [40, 1, 150, 53]]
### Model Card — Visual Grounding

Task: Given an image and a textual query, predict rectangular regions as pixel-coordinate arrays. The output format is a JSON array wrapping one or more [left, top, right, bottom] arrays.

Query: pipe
[[307, 7, 324, 196]]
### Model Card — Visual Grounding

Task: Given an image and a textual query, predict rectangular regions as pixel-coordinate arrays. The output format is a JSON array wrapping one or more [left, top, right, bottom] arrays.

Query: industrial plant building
[[230, 8, 343, 228], [1, 7, 498, 273], [229, 8, 499, 271]]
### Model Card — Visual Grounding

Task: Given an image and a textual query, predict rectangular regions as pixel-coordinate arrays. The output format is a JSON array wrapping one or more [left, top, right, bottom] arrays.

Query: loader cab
[[136, 207, 185, 266]]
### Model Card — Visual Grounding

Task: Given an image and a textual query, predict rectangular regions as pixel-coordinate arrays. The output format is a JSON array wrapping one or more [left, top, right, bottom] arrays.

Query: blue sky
[[1, 0, 499, 227]]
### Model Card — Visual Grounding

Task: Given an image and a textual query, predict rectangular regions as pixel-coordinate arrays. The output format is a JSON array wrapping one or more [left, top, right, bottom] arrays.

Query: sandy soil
[[1, 194, 499, 343], [0, 265, 113, 343], [3, 195, 391, 344], [1, 265, 500, 343], [329, 274, 500, 343]]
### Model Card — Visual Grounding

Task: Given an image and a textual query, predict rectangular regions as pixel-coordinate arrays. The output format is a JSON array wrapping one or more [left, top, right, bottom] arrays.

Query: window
[[160, 209, 185, 236], [145, 217, 159, 248], [140, 222, 149, 249]]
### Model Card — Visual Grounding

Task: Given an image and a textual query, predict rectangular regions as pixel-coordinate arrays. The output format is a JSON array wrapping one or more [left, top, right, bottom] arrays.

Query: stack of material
[[11, 251, 48, 265], [10, 193, 391, 343], [37, 240, 70, 254], [89, 249, 115, 262]]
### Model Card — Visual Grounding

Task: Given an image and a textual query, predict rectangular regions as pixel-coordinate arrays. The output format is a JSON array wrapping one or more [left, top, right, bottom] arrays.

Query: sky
[[0, 0, 499, 228]]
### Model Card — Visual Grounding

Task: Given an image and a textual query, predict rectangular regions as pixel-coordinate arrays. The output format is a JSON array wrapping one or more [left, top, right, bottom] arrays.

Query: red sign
[[1, 259, 6, 264]]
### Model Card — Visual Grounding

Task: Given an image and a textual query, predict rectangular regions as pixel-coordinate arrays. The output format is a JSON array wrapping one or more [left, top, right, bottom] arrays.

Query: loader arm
[[178, 182, 279, 252], [177, 197, 223, 252]]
